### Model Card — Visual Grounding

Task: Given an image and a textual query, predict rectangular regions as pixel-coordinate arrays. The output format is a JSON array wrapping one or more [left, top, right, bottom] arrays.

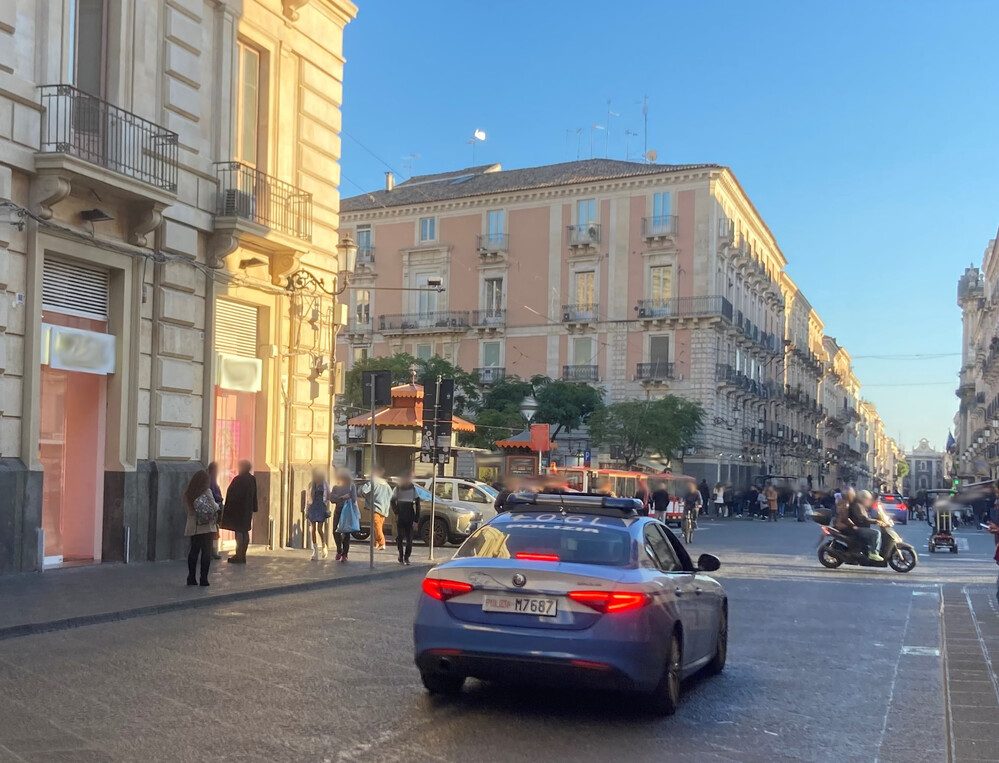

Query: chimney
[[384, 171, 394, 192]]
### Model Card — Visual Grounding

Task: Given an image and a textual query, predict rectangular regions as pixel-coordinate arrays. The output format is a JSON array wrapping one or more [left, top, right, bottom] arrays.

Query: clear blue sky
[[340, 0, 999, 451]]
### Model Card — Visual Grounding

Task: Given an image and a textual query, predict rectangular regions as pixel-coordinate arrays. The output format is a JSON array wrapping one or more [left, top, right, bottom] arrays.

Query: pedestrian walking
[[330, 470, 359, 562], [634, 476, 651, 517], [713, 482, 725, 518], [723, 484, 735, 518], [391, 470, 421, 565], [747, 487, 759, 519], [207, 461, 224, 560], [650, 479, 670, 520], [183, 469, 219, 586], [764, 483, 779, 522], [221, 460, 257, 564], [306, 468, 331, 560], [698, 479, 711, 513], [360, 466, 392, 551]]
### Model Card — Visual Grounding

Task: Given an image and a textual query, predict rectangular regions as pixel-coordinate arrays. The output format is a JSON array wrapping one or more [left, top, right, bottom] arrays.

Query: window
[[356, 226, 372, 254], [414, 273, 439, 316], [236, 41, 264, 167], [652, 191, 671, 219], [572, 336, 595, 366], [419, 217, 436, 242], [650, 335, 670, 364], [644, 525, 680, 571], [482, 340, 501, 369], [352, 346, 368, 364], [434, 481, 453, 500], [455, 516, 631, 566], [574, 270, 595, 306], [487, 209, 505, 236], [649, 265, 672, 302], [484, 277, 504, 314], [459, 483, 492, 504], [354, 290, 370, 325], [577, 198, 597, 225], [71, 0, 108, 97], [416, 343, 433, 361]]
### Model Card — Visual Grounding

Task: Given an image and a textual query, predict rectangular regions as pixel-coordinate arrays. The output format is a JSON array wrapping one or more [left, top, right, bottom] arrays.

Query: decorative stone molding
[[129, 203, 166, 248], [269, 250, 298, 286], [208, 232, 239, 269], [29, 172, 72, 219], [282, 0, 311, 20]]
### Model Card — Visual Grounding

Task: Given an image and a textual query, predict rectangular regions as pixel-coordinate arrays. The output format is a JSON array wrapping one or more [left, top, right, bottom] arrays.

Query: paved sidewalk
[[942, 584, 999, 762], [0, 545, 436, 640]]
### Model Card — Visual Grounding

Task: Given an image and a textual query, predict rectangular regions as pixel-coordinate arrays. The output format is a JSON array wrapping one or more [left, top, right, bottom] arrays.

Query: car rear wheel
[[648, 633, 682, 716], [705, 608, 727, 676], [420, 670, 465, 696]]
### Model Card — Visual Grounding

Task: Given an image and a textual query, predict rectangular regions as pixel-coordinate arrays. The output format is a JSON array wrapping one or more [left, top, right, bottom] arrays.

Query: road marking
[[901, 646, 940, 656]]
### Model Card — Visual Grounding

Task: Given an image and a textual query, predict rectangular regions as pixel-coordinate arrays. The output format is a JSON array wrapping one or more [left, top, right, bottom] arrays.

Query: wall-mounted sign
[[217, 353, 262, 392], [41, 323, 116, 375]]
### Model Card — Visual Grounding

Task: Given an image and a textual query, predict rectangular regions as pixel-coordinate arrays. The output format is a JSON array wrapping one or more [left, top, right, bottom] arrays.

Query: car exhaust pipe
[[438, 658, 454, 672]]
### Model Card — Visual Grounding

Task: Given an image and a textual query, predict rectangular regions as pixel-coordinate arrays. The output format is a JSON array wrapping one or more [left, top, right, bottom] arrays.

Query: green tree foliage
[[895, 459, 910, 480], [343, 353, 480, 417], [533, 378, 605, 439], [588, 396, 704, 469]]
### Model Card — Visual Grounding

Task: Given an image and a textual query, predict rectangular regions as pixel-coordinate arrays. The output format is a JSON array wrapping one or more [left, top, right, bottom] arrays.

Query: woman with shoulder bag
[[184, 469, 219, 586], [330, 470, 360, 563], [306, 469, 331, 560]]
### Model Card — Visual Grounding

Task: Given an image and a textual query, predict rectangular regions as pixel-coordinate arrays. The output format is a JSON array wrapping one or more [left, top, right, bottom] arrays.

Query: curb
[[0, 563, 428, 642]]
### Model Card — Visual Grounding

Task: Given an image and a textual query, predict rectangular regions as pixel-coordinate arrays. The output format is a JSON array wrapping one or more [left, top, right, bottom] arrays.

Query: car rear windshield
[[454, 517, 632, 566]]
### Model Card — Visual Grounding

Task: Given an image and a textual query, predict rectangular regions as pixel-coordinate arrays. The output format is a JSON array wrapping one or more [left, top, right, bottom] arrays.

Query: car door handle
[[694, 587, 703, 595], [674, 587, 684, 596]]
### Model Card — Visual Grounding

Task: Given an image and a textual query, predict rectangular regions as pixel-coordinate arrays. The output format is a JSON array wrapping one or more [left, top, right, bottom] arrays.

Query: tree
[[896, 459, 910, 480], [588, 396, 705, 470], [533, 377, 604, 439], [342, 353, 480, 417], [460, 376, 534, 449]]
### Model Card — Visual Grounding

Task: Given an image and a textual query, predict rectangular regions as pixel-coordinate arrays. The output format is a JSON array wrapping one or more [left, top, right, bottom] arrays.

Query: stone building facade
[[338, 160, 900, 489], [0, 0, 355, 573]]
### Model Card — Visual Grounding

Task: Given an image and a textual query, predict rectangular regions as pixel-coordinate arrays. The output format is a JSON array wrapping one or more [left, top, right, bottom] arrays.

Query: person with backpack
[[184, 469, 219, 586], [306, 468, 331, 560], [330, 469, 359, 562]]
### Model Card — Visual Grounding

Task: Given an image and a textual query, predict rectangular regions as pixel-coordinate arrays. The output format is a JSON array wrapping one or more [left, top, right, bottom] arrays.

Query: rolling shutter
[[42, 259, 109, 320], [215, 299, 258, 358]]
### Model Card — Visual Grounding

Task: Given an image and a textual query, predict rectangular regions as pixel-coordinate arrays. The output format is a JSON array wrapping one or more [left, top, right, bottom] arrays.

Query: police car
[[412, 492, 728, 715]]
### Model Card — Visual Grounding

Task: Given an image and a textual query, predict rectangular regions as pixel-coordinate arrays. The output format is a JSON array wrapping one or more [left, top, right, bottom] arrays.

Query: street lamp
[[336, 233, 358, 283], [520, 394, 539, 423]]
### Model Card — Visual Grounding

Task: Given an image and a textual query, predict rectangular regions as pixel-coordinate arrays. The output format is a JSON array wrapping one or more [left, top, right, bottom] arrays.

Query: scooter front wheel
[[888, 546, 917, 573], [818, 543, 843, 568]]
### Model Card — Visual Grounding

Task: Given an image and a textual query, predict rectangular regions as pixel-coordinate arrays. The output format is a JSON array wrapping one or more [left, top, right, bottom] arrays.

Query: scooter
[[810, 509, 918, 573]]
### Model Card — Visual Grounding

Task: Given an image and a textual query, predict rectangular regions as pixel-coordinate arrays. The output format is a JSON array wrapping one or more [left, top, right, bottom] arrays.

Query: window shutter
[[42, 258, 109, 320], [215, 300, 259, 357]]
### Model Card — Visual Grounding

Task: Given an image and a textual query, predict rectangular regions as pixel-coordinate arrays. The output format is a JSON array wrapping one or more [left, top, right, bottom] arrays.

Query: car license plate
[[482, 594, 557, 617]]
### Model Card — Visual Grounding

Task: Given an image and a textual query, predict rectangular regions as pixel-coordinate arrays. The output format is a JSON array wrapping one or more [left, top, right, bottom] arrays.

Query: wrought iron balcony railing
[[562, 365, 599, 382], [472, 309, 506, 327], [636, 296, 733, 322], [567, 223, 601, 247], [636, 362, 675, 381], [356, 245, 375, 266], [215, 161, 313, 240], [642, 215, 678, 238], [474, 367, 506, 385], [477, 233, 509, 253], [378, 311, 470, 333], [38, 84, 179, 192], [562, 303, 599, 323]]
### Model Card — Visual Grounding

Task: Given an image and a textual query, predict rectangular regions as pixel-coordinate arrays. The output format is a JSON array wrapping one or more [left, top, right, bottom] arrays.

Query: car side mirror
[[696, 553, 721, 572]]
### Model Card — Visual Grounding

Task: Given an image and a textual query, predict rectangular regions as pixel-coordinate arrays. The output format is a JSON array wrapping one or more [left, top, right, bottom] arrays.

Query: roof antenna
[[468, 129, 486, 165]]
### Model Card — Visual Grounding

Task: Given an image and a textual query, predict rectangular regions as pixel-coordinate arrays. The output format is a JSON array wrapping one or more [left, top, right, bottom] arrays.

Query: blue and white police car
[[413, 492, 728, 715]]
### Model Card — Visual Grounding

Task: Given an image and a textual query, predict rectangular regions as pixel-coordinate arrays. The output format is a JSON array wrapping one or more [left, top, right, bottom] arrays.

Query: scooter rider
[[853, 490, 886, 562]]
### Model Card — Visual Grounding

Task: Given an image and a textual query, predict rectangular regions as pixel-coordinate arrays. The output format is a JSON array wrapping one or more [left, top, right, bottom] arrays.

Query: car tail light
[[514, 552, 560, 562], [422, 578, 474, 601], [898, 502, 908, 510], [821, 526, 831, 535], [568, 590, 649, 613]]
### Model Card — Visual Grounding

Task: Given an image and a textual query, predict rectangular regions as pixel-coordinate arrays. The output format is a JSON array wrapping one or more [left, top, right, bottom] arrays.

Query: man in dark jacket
[[221, 460, 258, 564], [843, 489, 883, 562], [391, 471, 421, 565]]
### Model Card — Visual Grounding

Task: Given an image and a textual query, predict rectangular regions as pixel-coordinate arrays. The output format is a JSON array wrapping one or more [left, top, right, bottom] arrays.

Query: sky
[[339, 0, 999, 452]]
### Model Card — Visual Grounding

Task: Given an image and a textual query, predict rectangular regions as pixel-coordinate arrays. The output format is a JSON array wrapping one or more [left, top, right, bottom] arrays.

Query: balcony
[[567, 223, 601, 248], [636, 362, 675, 383], [356, 245, 375, 270], [378, 311, 470, 335], [215, 162, 312, 240], [642, 215, 678, 241], [475, 367, 507, 385], [562, 303, 599, 327], [476, 233, 509, 256], [38, 84, 179, 193], [346, 319, 372, 343], [35, 84, 179, 243], [635, 295, 733, 324], [472, 308, 506, 333], [562, 365, 599, 382]]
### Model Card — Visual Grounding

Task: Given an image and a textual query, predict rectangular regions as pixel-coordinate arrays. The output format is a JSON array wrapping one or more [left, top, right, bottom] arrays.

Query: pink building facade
[[338, 160, 881, 487]]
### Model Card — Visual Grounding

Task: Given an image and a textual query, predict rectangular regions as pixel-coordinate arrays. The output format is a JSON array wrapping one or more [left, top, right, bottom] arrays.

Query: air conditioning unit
[[221, 189, 256, 219], [587, 225, 599, 240], [562, 310, 572, 322]]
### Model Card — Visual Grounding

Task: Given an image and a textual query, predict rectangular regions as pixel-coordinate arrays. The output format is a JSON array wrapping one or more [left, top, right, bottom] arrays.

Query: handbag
[[337, 498, 361, 533]]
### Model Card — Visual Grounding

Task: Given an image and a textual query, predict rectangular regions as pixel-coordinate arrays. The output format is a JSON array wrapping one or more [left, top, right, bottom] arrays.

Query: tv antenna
[[624, 129, 638, 160], [401, 152, 420, 177], [467, 129, 486, 164]]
